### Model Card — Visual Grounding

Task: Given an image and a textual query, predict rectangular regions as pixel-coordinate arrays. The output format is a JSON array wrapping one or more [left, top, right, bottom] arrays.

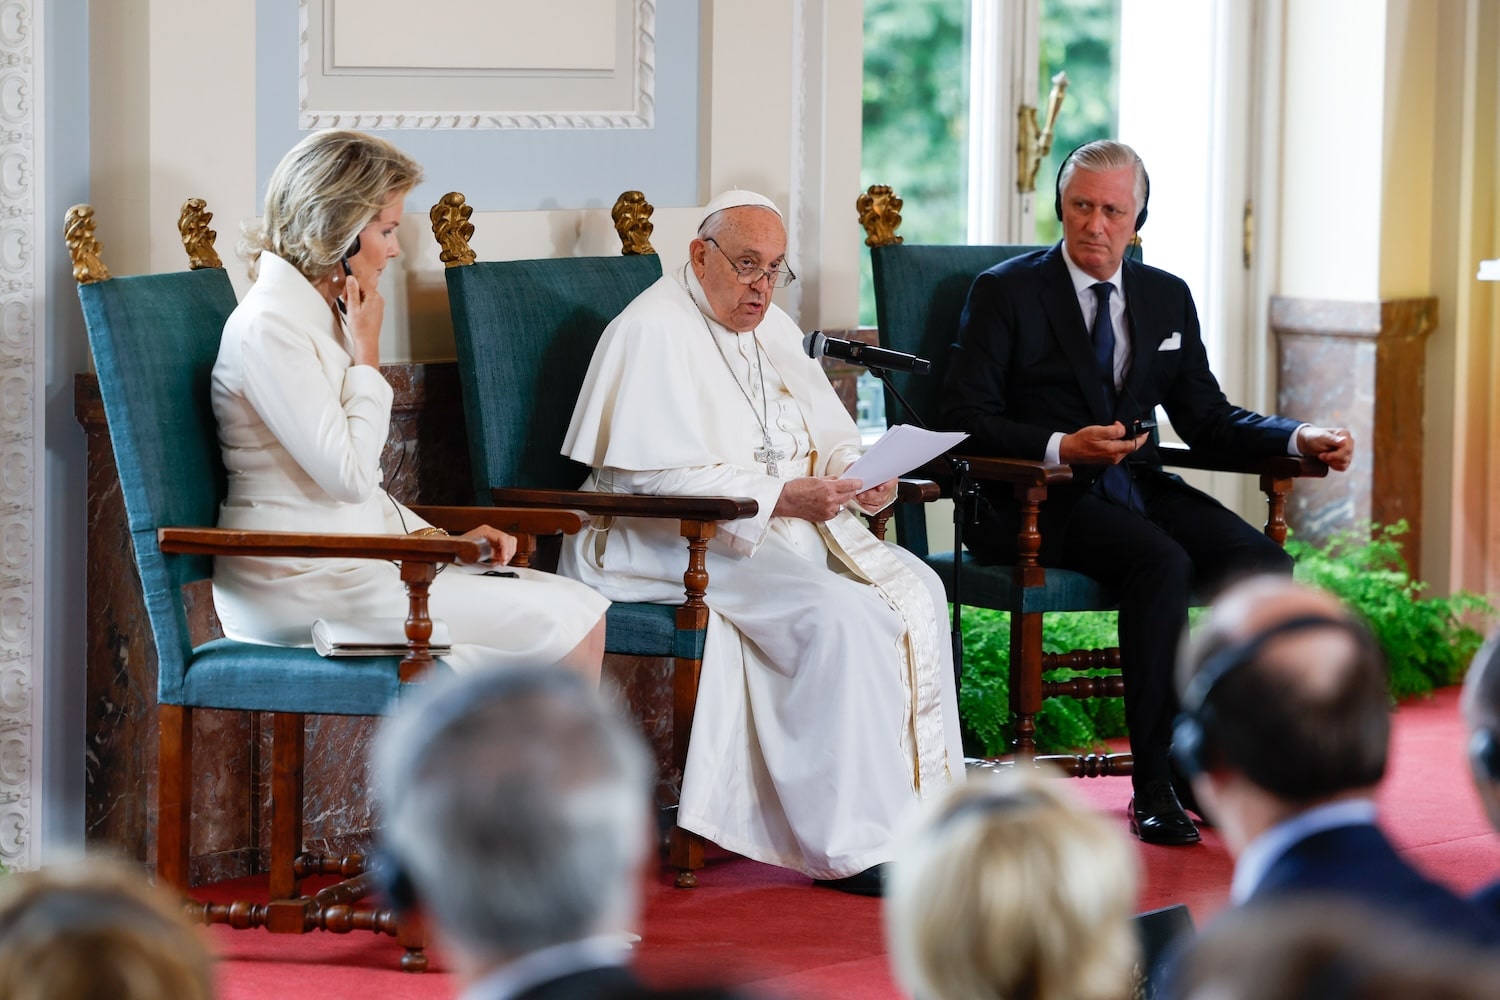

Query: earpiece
[[1471, 727, 1500, 782], [1054, 143, 1151, 233], [335, 235, 361, 314], [1171, 614, 1362, 782]]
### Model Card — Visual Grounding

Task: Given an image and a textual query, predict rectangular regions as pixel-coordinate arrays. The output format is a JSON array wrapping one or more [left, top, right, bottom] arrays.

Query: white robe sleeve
[[599, 464, 784, 556], [235, 311, 393, 504]]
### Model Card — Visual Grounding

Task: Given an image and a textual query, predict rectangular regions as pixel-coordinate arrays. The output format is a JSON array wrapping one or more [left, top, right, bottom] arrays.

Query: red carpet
[[208, 686, 1500, 999]]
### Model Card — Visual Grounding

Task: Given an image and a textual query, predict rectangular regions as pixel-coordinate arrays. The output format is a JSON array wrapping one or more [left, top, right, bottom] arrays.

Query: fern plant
[[956, 520, 1494, 757]]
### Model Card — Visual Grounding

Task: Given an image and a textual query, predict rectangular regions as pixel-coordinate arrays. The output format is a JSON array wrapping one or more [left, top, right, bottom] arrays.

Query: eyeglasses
[[705, 238, 797, 288]]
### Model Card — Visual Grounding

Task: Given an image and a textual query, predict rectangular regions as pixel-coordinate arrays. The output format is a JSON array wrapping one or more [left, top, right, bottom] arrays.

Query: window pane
[[1034, 0, 1122, 246], [860, 0, 971, 328]]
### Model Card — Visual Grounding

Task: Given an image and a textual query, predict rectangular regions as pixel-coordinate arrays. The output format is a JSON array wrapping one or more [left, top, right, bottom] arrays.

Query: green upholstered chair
[[431, 191, 759, 888], [858, 184, 1326, 776], [69, 200, 584, 971]]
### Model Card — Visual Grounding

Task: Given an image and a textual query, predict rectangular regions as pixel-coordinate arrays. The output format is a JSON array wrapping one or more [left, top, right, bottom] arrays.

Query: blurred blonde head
[[0, 859, 215, 1000], [885, 768, 1140, 1000], [241, 128, 422, 282]]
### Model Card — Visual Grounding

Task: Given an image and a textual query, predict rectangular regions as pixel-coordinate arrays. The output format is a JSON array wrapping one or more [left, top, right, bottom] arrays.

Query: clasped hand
[[458, 525, 518, 566], [1059, 422, 1148, 465], [343, 273, 386, 368], [1295, 425, 1355, 471], [774, 475, 895, 522]]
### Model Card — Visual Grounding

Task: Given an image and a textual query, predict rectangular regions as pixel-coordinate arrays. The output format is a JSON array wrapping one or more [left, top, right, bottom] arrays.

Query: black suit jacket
[[505, 966, 746, 1000], [1248, 822, 1500, 949], [1473, 878, 1500, 925], [940, 244, 1300, 494]]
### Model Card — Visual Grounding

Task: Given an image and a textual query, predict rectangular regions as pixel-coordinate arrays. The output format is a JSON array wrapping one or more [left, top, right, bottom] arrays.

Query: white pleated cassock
[[561, 270, 963, 879]]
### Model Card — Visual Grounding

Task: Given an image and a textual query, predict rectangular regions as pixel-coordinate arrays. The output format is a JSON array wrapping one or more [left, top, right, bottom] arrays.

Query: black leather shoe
[[813, 864, 887, 897], [1170, 769, 1214, 828], [1129, 778, 1201, 846]]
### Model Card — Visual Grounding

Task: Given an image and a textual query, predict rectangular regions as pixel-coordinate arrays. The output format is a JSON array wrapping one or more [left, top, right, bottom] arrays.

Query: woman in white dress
[[211, 130, 608, 680]]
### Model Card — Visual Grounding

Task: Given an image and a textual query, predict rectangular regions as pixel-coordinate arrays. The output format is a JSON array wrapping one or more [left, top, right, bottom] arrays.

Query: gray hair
[[240, 129, 422, 282], [374, 668, 654, 964], [1058, 140, 1147, 220]]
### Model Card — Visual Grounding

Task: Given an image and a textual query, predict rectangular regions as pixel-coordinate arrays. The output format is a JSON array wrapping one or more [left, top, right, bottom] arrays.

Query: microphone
[[803, 330, 932, 375]]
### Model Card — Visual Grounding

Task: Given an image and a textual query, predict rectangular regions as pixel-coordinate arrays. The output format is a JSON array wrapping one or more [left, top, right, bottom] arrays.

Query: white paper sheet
[[839, 424, 968, 486]]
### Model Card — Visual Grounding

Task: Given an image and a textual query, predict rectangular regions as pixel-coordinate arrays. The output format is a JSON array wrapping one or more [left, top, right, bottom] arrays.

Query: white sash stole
[[819, 511, 951, 793]]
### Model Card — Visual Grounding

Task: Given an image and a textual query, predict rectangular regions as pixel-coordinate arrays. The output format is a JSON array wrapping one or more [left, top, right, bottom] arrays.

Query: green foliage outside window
[[957, 520, 1495, 757]]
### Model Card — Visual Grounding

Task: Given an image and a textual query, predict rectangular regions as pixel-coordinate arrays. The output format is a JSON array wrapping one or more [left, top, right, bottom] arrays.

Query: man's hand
[[854, 477, 899, 513], [458, 525, 519, 566], [1059, 422, 1148, 465], [773, 476, 864, 522], [1296, 426, 1355, 472]]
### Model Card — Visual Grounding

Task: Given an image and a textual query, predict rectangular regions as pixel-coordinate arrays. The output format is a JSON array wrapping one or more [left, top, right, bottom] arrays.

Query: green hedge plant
[[957, 520, 1494, 757]]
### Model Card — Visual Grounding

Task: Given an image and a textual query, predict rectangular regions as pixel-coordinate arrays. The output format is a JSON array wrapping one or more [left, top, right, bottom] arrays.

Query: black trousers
[[966, 468, 1292, 786]]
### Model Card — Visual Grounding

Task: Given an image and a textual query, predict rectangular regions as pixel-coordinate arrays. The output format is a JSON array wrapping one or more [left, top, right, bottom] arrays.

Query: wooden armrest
[[157, 527, 487, 563], [491, 487, 759, 522], [408, 505, 589, 537], [958, 454, 1076, 487], [1158, 445, 1329, 479], [896, 478, 941, 504]]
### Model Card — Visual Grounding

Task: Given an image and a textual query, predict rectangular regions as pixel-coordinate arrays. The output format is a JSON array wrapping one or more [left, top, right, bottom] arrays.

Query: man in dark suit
[[1173, 575, 1500, 948], [1461, 629, 1500, 922], [940, 139, 1354, 845], [373, 667, 745, 1000]]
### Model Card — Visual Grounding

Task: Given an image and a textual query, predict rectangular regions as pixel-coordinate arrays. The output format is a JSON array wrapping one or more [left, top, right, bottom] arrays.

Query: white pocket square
[[1158, 332, 1182, 351]]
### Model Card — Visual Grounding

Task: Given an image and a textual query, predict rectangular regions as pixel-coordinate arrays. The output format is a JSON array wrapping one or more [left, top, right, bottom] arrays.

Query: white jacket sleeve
[[237, 312, 393, 504]]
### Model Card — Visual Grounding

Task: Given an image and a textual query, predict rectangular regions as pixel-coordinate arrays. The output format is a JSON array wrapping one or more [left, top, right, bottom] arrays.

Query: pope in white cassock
[[561, 190, 964, 895]]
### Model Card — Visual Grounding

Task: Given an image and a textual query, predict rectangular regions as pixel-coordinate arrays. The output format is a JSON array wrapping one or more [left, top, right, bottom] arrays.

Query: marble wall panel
[[1271, 297, 1436, 569]]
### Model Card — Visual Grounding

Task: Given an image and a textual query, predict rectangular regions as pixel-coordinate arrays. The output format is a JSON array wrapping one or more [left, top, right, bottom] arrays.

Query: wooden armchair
[[859, 184, 1327, 775], [431, 191, 760, 888], [68, 200, 586, 971]]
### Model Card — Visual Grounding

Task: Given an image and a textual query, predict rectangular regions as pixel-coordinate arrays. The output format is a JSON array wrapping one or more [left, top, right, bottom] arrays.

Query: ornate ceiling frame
[[297, 0, 656, 130]]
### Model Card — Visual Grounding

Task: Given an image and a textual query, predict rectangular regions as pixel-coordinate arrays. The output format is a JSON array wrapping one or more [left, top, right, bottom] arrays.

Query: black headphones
[[1170, 614, 1366, 783], [1054, 142, 1151, 233], [1471, 727, 1500, 782]]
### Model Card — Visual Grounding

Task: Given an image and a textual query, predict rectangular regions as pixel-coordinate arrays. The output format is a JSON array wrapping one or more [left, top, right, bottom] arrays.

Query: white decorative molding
[[785, 0, 812, 326], [0, 0, 38, 871], [297, 0, 656, 130]]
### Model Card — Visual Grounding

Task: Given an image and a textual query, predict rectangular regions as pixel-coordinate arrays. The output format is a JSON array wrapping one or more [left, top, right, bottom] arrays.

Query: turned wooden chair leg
[[268, 712, 306, 901]]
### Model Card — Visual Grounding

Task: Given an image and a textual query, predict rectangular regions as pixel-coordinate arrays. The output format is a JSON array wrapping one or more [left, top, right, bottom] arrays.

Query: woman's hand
[[343, 273, 385, 368], [458, 524, 518, 566]]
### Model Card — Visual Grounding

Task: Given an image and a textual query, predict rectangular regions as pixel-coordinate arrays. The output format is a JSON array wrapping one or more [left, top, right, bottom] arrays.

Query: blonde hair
[[885, 769, 1141, 1000], [241, 129, 422, 281], [0, 859, 215, 1000]]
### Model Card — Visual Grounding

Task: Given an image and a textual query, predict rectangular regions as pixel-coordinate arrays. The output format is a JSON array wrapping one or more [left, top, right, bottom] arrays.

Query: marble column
[[1270, 297, 1436, 570]]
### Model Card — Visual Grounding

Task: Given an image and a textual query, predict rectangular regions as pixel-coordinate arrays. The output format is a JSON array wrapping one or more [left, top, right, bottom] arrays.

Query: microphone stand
[[864, 363, 976, 693]]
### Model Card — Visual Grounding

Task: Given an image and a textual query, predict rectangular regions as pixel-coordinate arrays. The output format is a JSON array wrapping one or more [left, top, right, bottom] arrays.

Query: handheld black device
[[1126, 417, 1158, 439], [335, 235, 361, 314]]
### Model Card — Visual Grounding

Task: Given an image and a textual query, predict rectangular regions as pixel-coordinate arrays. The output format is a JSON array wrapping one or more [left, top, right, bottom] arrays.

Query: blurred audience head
[[241, 128, 422, 281], [1173, 577, 1388, 846], [1461, 629, 1500, 831], [1173, 897, 1500, 1000], [884, 767, 1140, 1000], [0, 858, 215, 1000], [374, 666, 654, 975]]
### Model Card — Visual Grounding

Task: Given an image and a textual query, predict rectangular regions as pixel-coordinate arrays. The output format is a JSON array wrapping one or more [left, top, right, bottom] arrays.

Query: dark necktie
[[1090, 282, 1138, 510]]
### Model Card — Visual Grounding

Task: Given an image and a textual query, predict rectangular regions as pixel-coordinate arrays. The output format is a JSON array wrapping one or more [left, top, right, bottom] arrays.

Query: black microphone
[[803, 330, 931, 375]]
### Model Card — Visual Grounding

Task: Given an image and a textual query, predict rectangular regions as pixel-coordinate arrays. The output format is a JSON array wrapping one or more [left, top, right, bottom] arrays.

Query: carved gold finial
[[857, 185, 904, 248], [430, 192, 477, 268], [65, 205, 112, 284], [611, 190, 656, 256], [179, 198, 223, 270]]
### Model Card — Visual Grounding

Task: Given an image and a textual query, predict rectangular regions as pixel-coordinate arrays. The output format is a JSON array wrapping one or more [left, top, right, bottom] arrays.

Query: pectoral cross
[[754, 439, 786, 477]]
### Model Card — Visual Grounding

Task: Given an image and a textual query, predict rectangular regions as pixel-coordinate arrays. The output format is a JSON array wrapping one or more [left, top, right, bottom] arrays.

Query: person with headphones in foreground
[[940, 139, 1354, 846], [1460, 629, 1500, 923], [373, 666, 747, 1000], [1173, 575, 1500, 947]]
